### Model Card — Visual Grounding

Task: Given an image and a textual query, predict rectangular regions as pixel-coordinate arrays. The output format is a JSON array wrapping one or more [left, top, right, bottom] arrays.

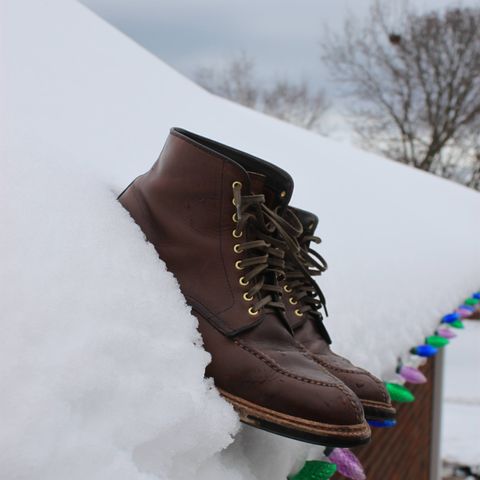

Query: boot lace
[[232, 181, 302, 317], [283, 210, 329, 321]]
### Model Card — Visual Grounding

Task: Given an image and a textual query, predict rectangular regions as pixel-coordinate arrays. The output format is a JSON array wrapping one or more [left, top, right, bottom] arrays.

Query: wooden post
[[333, 356, 440, 479]]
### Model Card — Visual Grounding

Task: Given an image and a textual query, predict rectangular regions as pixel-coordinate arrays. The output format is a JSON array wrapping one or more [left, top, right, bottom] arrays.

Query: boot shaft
[[119, 128, 294, 336], [282, 206, 331, 342]]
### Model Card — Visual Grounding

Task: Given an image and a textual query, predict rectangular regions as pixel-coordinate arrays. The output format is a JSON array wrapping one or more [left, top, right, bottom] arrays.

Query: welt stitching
[[223, 391, 367, 435]]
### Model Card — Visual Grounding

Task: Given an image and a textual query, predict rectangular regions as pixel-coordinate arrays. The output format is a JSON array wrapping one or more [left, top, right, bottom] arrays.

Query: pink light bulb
[[456, 308, 473, 319], [328, 448, 366, 480], [398, 365, 427, 384], [437, 327, 457, 339]]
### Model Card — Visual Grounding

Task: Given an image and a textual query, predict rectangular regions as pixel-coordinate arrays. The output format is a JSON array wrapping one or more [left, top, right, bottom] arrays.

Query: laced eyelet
[[233, 244, 243, 253], [243, 292, 253, 302], [232, 229, 243, 238], [289, 297, 298, 305], [235, 260, 244, 270], [239, 276, 249, 286], [283, 285, 292, 293], [232, 213, 238, 223], [294, 309, 303, 317], [232, 181, 242, 207], [248, 307, 259, 316]]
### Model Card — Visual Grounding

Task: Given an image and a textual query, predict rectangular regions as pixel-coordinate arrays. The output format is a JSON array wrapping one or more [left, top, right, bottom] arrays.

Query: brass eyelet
[[232, 229, 243, 238], [280, 190, 287, 198], [294, 309, 303, 317], [233, 244, 243, 253], [235, 260, 244, 270], [232, 213, 239, 223], [239, 276, 249, 286], [248, 307, 259, 316], [243, 292, 253, 302], [289, 297, 298, 305], [232, 181, 242, 189], [283, 285, 292, 293], [232, 198, 237, 206]]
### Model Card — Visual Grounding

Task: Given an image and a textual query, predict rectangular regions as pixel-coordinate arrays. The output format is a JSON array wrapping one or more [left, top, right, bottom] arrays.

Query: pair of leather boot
[[118, 128, 395, 447]]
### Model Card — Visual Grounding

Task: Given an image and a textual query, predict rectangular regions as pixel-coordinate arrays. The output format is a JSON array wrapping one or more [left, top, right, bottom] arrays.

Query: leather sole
[[361, 399, 396, 421], [219, 388, 371, 447]]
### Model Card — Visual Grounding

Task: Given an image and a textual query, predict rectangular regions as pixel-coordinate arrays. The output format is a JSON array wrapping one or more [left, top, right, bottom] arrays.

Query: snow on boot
[[118, 128, 370, 447]]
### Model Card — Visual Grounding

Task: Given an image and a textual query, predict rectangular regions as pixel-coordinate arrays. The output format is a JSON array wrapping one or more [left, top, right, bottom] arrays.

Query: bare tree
[[322, 2, 480, 190], [194, 54, 330, 132], [195, 53, 258, 108], [263, 81, 330, 131]]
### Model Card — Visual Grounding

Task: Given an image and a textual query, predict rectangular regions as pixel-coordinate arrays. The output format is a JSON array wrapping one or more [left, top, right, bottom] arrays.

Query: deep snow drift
[[2, 0, 480, 478]]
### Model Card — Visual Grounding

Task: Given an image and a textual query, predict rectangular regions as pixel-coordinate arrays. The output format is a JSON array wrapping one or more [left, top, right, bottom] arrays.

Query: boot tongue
[[247, 171, 284, 209], [263, 186, 282, 210], [248, 172, 303, 245], [247, 171, 266, 195]]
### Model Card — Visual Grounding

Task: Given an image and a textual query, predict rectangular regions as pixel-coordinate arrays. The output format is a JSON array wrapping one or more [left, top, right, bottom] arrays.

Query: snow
[[442, 321, 480, 467], [2, 0, 480, 478]]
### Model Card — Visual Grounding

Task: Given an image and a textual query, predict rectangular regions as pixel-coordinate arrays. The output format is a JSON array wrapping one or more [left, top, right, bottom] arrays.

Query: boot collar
[[171, 128, 294, 207], [289, 206, 319, 239]]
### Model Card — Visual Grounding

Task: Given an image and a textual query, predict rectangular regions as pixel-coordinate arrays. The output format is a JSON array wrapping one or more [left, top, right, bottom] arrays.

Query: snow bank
[[1, 139, 237, 479], [2, 0, 480, 478]]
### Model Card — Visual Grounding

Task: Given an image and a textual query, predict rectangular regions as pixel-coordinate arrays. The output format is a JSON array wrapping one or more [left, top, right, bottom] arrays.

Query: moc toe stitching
[[324, 356, 389, 404], [295, 342, 390, 405], [234, 340, 339, 387], [235, 340, 365, 424]]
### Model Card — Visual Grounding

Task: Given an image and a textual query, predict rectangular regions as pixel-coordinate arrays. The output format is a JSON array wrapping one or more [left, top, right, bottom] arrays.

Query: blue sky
[[80, 0, 478, 92]]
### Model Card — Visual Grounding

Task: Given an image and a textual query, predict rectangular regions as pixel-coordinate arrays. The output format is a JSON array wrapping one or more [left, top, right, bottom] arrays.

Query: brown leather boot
[[118, 128, 370, 446], [281, 206, 396, 422]]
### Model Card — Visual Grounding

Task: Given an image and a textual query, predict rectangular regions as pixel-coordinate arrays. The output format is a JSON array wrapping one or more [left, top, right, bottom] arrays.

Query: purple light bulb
[[456, 308, 473, 319], [328, 448, 366, 480], [398, 365, 427, 384], [437, 327, 457, 339]]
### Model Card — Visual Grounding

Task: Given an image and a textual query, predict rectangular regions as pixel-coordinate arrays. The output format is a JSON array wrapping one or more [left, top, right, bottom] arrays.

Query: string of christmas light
[[290, 290, 480, 480]]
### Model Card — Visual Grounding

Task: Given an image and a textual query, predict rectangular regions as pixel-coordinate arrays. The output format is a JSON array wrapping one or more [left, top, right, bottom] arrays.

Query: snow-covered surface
[[442, 321, 480, 467], [2, 0, 480, 478]]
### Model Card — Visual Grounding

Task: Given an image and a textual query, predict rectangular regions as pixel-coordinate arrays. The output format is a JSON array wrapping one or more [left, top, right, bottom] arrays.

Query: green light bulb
[[289, 461, 337, 480], [450, 320, 465, 329], [385, 382, 415, 403], [425, 335, 449, 348], [464, 297, 479, 306]]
